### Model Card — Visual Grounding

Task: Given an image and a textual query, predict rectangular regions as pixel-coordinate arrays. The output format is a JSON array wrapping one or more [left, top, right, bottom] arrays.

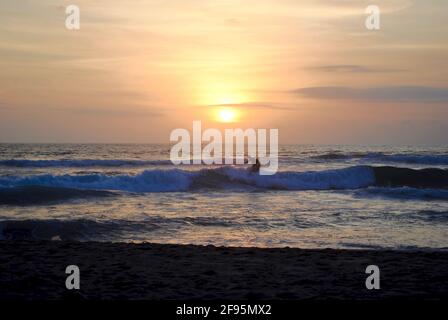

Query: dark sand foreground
[[0, 241, 447, 300]]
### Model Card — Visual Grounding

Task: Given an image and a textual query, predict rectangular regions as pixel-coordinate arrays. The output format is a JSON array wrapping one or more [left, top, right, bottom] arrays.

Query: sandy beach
[[0, 241, 447, 300]]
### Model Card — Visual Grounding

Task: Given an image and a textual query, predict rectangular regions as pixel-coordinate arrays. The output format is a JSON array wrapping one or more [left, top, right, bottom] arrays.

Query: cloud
[[293, 86, 448, 102], [50, 107, 165, 118], [305, 65, 403, 73], [206, 102, 292, 110]]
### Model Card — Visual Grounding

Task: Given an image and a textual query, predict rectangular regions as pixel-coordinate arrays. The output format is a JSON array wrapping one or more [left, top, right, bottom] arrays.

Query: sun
[[217, 108, 238, 123]]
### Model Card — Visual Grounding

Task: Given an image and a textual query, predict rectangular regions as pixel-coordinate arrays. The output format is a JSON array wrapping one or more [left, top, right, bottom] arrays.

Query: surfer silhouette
[[249, 158, 261, 173]]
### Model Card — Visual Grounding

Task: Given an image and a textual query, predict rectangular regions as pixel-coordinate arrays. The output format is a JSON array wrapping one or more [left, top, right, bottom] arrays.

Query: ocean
[[0, 144, 447, 249]]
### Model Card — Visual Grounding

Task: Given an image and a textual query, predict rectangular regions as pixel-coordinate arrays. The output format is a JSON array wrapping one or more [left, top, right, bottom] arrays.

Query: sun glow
[[217, 108, 238, 123]]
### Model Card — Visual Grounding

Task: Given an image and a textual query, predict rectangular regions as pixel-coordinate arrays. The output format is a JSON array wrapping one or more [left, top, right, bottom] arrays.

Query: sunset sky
[[1, 0, 447, 144]]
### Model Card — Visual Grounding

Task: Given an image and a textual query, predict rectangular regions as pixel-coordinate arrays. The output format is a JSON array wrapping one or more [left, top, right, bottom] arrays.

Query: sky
[[1, 0, 448, 144]]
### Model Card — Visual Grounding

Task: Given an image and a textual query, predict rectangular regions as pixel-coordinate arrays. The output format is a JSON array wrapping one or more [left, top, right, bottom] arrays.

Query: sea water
[[0, 144, 447, 249]]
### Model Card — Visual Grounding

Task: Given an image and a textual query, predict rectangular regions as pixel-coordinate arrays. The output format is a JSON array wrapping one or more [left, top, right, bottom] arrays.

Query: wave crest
[[0, 166, 376, 193], [0, 166, 447, 200]]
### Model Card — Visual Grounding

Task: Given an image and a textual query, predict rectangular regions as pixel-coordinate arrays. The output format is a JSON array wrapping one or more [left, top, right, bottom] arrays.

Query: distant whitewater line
[[0, 158, 247, 168], [1, 152, 448, 168], [312, 152, 448, 165], [0, 159, 173, 167]]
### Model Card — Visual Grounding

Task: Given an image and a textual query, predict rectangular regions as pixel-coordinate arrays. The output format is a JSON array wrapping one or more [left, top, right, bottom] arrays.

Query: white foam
[[224, 166, 375, 190], [0, 166, 376, 192]]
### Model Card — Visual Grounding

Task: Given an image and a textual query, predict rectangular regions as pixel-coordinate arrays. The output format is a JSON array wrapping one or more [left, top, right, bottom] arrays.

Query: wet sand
[[0, 241, 447, 300]]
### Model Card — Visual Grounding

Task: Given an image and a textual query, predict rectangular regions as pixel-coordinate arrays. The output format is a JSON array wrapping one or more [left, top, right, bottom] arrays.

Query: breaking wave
[[0, 166, 447, 205], [0, 166, 375, 193]]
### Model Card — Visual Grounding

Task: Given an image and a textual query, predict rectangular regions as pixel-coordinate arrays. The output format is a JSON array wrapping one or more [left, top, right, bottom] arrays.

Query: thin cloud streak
[[206, 102, 293, 110], [47, 106, 165, 118], [293, 86, 448, 103], [305, 65, 404, 73]]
